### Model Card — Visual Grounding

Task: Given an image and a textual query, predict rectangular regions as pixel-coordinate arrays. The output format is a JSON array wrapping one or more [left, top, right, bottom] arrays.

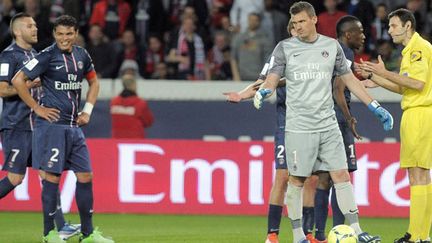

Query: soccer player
[[359, 8, 432, 243], [314, 15, 365, 242], [0, 13, 80, 241], [224, 22, 319, 243], [254, 2, 393, 242], [12, 15, 114, 243]]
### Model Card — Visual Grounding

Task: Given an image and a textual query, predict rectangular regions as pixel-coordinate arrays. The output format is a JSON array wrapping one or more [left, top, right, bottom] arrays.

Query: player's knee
[[289, 175, 305, 187], [7, 174, 24, 186], [317, 173, 331, 190], [76, 172, 93, 183], [329, 169, 350, 184]]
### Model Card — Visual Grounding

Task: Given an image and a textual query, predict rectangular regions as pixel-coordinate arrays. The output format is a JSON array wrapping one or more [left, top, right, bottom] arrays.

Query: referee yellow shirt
[[400, 32, 432, 110]]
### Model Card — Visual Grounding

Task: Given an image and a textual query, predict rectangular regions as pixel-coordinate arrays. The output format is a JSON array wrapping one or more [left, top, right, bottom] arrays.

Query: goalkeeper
[[254, 2, 392, 242]]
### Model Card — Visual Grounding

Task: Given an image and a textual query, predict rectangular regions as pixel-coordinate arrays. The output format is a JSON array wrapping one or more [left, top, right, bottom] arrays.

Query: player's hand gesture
[[76, 112, 90, 126], [347, 117, 361, 140], [34, 105, 60, 123], [359, 55, 387, 77], [223, 92, 242, 103]]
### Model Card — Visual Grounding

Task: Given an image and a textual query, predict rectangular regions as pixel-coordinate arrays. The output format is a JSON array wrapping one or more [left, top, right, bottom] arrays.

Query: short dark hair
[[336, 15, 360, 38], [53, 15, 78, 31], [10, 12, 32, 39], [290, 1, 316, 17], [388, 8, 416, 31]]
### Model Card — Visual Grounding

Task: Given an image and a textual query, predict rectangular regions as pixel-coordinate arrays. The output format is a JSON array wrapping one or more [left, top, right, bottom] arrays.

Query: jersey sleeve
[[334, 42, 351, 76], [0, 52, 17, 84], [267, 42, 286, 77], [83, 48, 95, 74], [406, 49, 429, 82], [21, 51, 50, 80]]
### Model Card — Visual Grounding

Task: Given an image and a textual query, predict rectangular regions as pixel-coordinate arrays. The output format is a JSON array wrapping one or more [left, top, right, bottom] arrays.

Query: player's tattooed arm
[[12, 71, 60, 122], [333, 77, 361, 140]]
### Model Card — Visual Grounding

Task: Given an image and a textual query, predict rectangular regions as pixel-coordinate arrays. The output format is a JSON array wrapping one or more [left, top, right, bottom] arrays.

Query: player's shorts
[[400, 106, 432, 169], [274, 128, 287, 169], [284, 127, 347, 177], [338, 121, 357, 172], [32, 124, 92, 174], [0, 129, 32, 175]]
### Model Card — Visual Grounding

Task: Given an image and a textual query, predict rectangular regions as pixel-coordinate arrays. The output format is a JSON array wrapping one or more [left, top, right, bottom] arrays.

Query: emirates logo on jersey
[[321, 50, 329, 58]]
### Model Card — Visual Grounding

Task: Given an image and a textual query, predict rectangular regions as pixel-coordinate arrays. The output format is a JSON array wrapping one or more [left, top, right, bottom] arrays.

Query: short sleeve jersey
[[399, 32, 432, 110], [0, 43, 37, 131], [22, 44, 95, 126], [268, 35, 351, 132]]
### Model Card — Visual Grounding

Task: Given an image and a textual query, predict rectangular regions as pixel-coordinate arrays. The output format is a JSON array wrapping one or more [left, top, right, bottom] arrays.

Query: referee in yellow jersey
[[359, 8, 432, 243]]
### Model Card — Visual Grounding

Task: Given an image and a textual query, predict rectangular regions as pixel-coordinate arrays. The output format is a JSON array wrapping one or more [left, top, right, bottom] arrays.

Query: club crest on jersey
[[78, 61, 83, 70], [321, 50, 329, 58]]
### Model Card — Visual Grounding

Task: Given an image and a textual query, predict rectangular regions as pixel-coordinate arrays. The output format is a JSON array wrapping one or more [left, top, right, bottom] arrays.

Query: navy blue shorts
[[338, 121, 357, 172], [32, 124, 91, 174], [274, 129, 287, 169], [1, 129, 32, 175]]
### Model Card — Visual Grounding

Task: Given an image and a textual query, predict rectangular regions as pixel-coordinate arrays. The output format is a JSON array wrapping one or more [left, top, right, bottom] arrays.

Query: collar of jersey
[[402, 32, 420, 56]]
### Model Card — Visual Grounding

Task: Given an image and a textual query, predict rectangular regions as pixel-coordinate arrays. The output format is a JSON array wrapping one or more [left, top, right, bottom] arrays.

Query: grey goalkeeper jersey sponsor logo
[[268, 35, 351, 132]]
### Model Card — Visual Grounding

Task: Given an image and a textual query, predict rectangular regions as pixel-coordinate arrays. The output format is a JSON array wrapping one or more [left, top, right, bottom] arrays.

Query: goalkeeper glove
[[368, 100, 394, 131], [254, 89, 272, 109]]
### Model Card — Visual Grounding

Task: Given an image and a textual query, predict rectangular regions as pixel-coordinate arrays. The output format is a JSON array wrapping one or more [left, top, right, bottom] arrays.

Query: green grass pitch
[[0, 212, 407, 242]]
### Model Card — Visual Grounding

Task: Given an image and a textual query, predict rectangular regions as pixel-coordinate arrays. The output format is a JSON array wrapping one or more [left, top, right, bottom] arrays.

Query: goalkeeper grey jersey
[[268, 34, 351, 133]]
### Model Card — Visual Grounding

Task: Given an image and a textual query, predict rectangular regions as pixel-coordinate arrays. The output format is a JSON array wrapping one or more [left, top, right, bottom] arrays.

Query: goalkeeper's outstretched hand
[[368, 100, 393, 131], [253, 89, 272, 110]]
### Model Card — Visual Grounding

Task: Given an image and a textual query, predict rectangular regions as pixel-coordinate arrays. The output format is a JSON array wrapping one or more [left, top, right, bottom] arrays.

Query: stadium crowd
[[1, 0, 432, 81]]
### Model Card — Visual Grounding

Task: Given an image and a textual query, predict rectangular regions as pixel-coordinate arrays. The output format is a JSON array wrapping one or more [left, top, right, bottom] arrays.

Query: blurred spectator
[[371, 3, 390, 44], [167, 0, 189, 29], [180, 5, 211, 51], [118, 59, 143, 78], [209, 0, 232, 33], [119, 29, 139, 60], [317, 0, 347, 38], [406, 0, 426, 33], [110, 74, 154, 138], [229, 0, 264, 33], [130, 0, 167, 46], [75, 33, 86, 48], [90, 0, 131, 40], [48, 0, 80, 24], [207, 31, 232, 80], [0, 0, 16, 51], [374, 39, 400, 72], [167, 16, 207, 80], [24, 0, 52, 51], [218, 15, 235, 42], [230, 13, 272, 81], [261, 0, 289, 45], [151, 62, 171, 79], [142, 35, 165, 78], [86, 24, 118, 78]]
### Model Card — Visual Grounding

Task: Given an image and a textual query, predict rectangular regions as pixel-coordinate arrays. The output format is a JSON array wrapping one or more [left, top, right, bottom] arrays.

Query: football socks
[[409, 185, 428, 241], [76, 181, 94, 236], [0, 177, 15, 199], [267, 204, 283, 234], [42, 180, 59, 236], [314, 188, 329, 241]]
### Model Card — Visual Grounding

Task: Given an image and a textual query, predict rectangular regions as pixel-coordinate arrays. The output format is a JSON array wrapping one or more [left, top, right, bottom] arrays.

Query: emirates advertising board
[[0, 139, 410, 217]]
